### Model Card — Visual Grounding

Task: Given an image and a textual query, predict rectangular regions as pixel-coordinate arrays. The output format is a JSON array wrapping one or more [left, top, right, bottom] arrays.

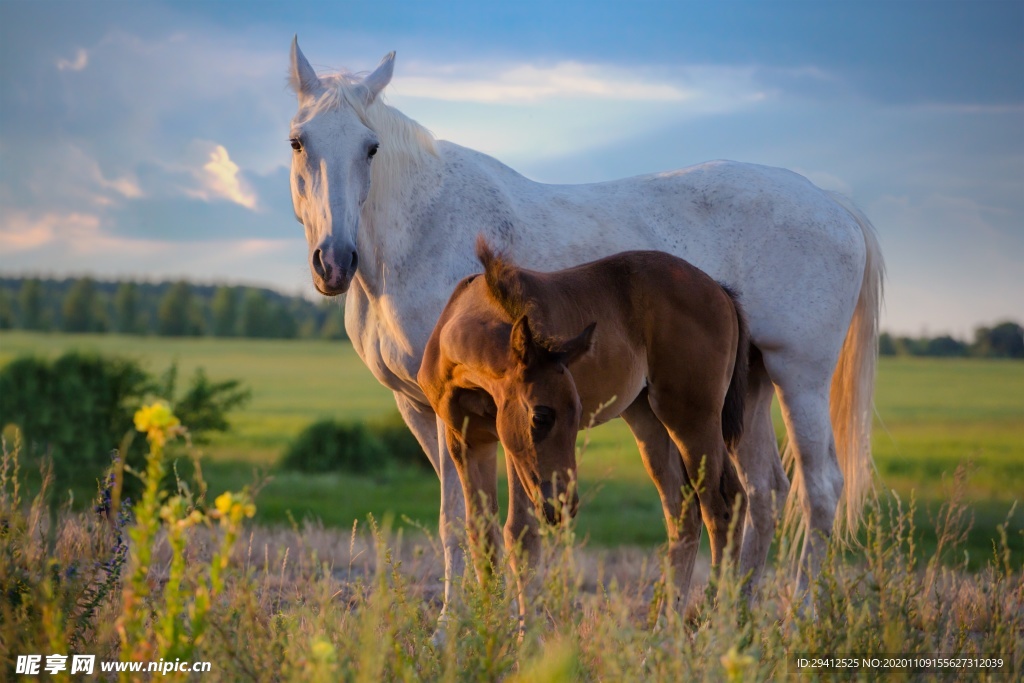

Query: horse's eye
[[531, 406, 556, 441], [368, 143, 379, 160], [289, 138, 302, 151]]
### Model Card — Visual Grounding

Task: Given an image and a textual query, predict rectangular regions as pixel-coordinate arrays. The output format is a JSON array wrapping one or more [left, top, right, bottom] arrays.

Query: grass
[[1, 331, 1022, 562], [2, 429, 1022, 681]]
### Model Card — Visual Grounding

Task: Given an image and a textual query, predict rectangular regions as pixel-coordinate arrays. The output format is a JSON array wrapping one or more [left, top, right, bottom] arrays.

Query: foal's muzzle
[[539, 480, 579, 525]]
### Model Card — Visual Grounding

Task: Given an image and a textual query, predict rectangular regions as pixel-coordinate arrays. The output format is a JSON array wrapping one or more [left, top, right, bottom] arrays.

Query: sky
[[0, 0, 1021, 337]]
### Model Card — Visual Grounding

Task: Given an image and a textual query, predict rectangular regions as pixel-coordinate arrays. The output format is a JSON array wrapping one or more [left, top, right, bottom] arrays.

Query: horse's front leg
[[503, 449, 541, 627], [393, 395, 466, 636], [443, 427, 501, 584]]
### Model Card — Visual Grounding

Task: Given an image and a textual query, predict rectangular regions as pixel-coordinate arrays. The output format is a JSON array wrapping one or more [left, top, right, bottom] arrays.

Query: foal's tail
[[721, 285, 749, 451]]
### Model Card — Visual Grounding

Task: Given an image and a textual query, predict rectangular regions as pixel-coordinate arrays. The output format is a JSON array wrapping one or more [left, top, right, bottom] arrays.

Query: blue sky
[[1, 0, 1021, 336]]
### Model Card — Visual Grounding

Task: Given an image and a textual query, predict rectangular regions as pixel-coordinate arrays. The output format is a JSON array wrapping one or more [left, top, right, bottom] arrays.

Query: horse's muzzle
[[312, 242, 358, 295]]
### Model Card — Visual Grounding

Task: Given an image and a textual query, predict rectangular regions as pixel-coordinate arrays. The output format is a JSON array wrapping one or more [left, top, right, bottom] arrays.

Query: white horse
[[285, 40, 883, 618]]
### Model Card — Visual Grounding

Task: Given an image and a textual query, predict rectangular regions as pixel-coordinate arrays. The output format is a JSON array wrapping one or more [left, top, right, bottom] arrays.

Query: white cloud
[[388, 62, 772, 164], [0, 210, 108, 254], [0, 221, 310, 295], [56, 48, 89, 72], [0, 212, 62, 252], [187, 144, 259, 210], [391, 60, 772, 110], [395, 62, 694, 103]]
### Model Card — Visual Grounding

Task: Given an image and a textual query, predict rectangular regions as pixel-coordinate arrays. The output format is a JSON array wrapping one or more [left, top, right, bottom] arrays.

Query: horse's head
[[288, 38, 394, 295], [496, 315, 596, 525]]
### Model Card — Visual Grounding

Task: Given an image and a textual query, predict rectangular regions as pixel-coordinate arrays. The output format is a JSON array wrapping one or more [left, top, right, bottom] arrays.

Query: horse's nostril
[[350, 250, 359, 271], [312, 249, 326, 278]]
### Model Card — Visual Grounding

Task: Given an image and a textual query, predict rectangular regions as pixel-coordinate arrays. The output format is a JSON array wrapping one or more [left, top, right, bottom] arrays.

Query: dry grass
[[2, 433, 1021, 682]]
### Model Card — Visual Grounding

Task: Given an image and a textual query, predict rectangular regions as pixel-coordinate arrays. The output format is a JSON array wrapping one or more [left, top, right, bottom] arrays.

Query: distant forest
[[0, 276, 1021, 356], [880, 323, 1023, 359], [0, 276, 347, 340]]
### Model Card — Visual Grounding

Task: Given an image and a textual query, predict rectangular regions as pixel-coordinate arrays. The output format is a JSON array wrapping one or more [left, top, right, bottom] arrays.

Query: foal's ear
[[551, 322, 596, 366], [358, 51, 396, 104], [289, 37, 321, 97], [509, 315, 539, 366]]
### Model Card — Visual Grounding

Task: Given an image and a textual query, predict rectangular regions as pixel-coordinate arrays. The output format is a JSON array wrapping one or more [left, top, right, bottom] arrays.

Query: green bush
[[366, 411, 433, 471], [281, 412, 430, 474], [0, 351, 249, 496], [0, 352, 149, 486]]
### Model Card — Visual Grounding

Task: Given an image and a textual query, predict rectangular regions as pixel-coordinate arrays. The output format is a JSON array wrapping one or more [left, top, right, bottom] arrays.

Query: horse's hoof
[[430, 627, 446, 649], [430, 611, 449, 648]]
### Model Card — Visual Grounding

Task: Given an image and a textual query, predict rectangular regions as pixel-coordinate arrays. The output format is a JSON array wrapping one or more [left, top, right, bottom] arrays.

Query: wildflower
[[133, 401, 182, 446], [310, 636, 336, 662], [213, 491, 256, 524]]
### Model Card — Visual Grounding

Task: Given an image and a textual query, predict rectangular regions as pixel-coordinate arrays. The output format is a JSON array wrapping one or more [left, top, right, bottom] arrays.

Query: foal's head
[[496, 315, 595, 525]]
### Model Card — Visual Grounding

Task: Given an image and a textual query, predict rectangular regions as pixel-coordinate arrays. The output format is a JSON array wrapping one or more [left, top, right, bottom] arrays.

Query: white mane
[[312, 73, 437, 162]]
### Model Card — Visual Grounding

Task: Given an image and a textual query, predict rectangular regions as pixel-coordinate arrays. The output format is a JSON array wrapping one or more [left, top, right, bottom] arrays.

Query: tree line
[[0, 277, 347, 340], [879, 321, 1023, 359], [2, 276, 1020, 357]]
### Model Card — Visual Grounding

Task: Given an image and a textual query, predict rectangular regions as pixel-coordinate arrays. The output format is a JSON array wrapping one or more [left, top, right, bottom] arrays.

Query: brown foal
[[418, 236, 749, 611]]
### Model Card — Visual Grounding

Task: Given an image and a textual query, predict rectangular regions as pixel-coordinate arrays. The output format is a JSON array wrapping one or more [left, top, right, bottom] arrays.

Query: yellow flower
[[134, 401, 181, 445], [310, 636, 336, 662], [214, 491, 256, 524], [214, 491, 234, 516]]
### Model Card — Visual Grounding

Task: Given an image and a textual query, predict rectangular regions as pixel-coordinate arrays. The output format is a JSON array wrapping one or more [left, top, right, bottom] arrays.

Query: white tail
[[784, 193, 885, 543]]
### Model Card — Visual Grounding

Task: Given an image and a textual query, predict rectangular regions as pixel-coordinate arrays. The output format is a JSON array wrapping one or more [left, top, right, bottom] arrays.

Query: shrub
[[155, 364, 251, 444], [365, 411, 432, 471], [281, 412, 430, 474], [0, 352, 149, 486], [0, 403, 257, 678], [0, 352, 249, 496]]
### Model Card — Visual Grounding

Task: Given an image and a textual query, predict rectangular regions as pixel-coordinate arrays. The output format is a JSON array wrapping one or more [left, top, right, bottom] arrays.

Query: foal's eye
[[289, 138, 302, 151], [531, 406, 556, 441], [367, 143, 379, 160]]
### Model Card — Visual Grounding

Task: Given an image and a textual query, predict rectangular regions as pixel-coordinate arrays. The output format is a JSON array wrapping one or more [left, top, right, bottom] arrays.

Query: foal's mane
[[476, 235, 532, 322]]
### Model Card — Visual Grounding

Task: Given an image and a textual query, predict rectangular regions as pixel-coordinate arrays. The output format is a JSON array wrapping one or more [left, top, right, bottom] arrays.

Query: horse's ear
[[290, 37, 321, 97], [550, 322, 596, 366], [509, 316, 538, 366], [359, 51, 396, 104]]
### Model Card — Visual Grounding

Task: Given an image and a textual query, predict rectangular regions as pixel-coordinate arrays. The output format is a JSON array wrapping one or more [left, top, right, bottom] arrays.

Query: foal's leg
[[393, 395, 466, 616], [504, 450, 541, 625], [734, 351, 790, 598], [647, 391, 746, 572], [443, 427, 501, 584], [621, 393, 703, 612]]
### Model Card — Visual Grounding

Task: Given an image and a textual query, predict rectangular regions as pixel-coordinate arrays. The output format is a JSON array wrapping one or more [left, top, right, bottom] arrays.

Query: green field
[[1, 331, 1021, 560]]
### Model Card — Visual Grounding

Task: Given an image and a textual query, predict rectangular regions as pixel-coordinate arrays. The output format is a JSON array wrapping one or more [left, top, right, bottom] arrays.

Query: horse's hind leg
[[734, 350, 789, 599], [762, 351, 842, 597], [622, 392, 703, 612]]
